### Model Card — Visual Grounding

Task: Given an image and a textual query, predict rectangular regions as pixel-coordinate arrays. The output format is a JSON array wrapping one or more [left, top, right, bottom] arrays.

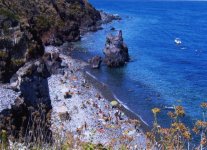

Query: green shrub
[[0, 130, 8, 149], [0, 51, 8, 59], [0, 8, 19, 20], [35, 15, 51, 32], [11, 58, 25, 67]]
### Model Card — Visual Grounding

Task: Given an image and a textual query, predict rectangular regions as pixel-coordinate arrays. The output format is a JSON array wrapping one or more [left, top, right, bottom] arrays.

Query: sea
[[72, 0, 207, 133]]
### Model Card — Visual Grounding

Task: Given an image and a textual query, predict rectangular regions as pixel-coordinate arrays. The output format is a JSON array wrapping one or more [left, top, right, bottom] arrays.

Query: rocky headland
[[0, 0, 101, 82]]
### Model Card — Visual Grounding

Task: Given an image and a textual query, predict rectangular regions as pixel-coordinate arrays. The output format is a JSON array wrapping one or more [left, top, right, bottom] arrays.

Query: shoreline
[[83, 68, 150, 133], [45, 46, 148, 148]]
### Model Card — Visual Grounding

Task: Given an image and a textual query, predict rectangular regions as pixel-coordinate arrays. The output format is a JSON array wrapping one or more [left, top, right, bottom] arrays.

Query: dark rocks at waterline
[[80, 24, 104, 35], [103, 30, 129, 67], [88, 56, 102, 69], [110, 27, 116, 31], [100, 11, 121, 24]]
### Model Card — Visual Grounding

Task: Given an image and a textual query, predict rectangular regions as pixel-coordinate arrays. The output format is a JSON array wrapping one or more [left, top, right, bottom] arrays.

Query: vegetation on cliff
[[0, 0, 101, 82]]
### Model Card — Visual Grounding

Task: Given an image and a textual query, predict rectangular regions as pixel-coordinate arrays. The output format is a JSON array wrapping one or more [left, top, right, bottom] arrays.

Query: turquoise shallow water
[[73, 0, 207, 129]]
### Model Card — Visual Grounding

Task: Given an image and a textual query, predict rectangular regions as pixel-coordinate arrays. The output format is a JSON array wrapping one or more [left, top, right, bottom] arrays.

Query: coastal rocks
[[103, 30, 129, 67], [0, 0, 101, 82], [110, 27, 116, 31], [10, 60, 51, 105], [0, 50, 10, 82], [43, 52, 62, 74], [0, 59, 52, 143], [0, 0, 101, 46], [100, 11, 121, 24], [0, 11, 44, 82], [88, 56, 102, 69], [0, 49, 67, 143]]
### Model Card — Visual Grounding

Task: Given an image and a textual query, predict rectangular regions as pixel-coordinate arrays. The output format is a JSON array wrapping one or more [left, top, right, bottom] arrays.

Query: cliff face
[[0, 0, 101, 82]]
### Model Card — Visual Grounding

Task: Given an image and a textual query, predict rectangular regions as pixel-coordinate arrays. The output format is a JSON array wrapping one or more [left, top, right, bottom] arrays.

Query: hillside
[[0, 0, 101, 82]]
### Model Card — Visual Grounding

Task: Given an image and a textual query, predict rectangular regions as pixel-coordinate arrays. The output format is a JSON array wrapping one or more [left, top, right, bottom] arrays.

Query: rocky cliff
[[0, 0, 101, 82]]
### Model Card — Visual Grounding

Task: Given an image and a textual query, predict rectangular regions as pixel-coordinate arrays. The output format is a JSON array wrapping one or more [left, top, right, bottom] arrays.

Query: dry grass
[[147, 102, 207, 150], [0, 102, 207, 149]]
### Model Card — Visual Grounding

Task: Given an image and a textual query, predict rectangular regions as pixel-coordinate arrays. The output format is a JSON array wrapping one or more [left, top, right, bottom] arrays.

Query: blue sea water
[[73, 0, 207, 128]]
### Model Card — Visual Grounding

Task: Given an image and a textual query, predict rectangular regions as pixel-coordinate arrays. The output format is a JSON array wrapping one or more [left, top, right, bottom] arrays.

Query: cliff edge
[[0, 0, 101, 82]]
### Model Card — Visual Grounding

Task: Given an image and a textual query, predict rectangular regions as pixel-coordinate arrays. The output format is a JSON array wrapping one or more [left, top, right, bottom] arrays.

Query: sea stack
[[103, 30, 129, 67]]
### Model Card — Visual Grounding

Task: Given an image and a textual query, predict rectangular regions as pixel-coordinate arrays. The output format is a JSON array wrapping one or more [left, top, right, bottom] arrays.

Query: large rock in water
[[103, 30, 129, 67], [89, 56, 102, 69]]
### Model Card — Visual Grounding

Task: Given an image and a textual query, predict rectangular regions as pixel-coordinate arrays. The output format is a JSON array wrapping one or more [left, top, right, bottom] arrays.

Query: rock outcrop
[[10, 60, 51, 105], [103, 30, 129, 67], [100, 11, 121, 24], [89, 56, 102, 69], [42, 52, 63, 74], [0, 58, 53, 142], [0, 49, 68, 142]]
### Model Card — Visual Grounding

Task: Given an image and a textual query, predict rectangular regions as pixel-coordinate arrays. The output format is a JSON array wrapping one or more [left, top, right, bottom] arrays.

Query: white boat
[[174, 38, 182, 45], [164, 105, 175, 110]]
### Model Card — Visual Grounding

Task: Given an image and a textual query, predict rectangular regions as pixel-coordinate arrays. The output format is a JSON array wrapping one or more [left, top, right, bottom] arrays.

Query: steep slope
[[0, 0, 101, 82]]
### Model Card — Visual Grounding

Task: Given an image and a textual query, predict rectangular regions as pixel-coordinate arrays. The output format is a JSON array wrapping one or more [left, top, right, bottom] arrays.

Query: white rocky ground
[[46, 47, 147, 149], [0, 84, 19, 112]]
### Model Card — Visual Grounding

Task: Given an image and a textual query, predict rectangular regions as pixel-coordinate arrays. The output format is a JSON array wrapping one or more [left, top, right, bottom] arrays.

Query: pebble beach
[[46, 47, 148, 149]]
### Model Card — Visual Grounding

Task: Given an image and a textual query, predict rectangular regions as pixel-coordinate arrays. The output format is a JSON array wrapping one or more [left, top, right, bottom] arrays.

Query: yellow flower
[[201, 102, 207, 109], [146, 132, 155, 141], [168, 111, 176, 119], [172, 122, 187, 132], [182, 131, 191, 140], [195, 120, 207, 128], [152, 108, 161, 114], [158, 128, 170, 135], [175, 106, 185, 117], [192, 127, 199, 134]]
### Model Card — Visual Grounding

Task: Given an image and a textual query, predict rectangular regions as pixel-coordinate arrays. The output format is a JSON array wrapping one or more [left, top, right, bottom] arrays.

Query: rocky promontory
[[100, 10, 121, 24], [0, 0, 101, 82]]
